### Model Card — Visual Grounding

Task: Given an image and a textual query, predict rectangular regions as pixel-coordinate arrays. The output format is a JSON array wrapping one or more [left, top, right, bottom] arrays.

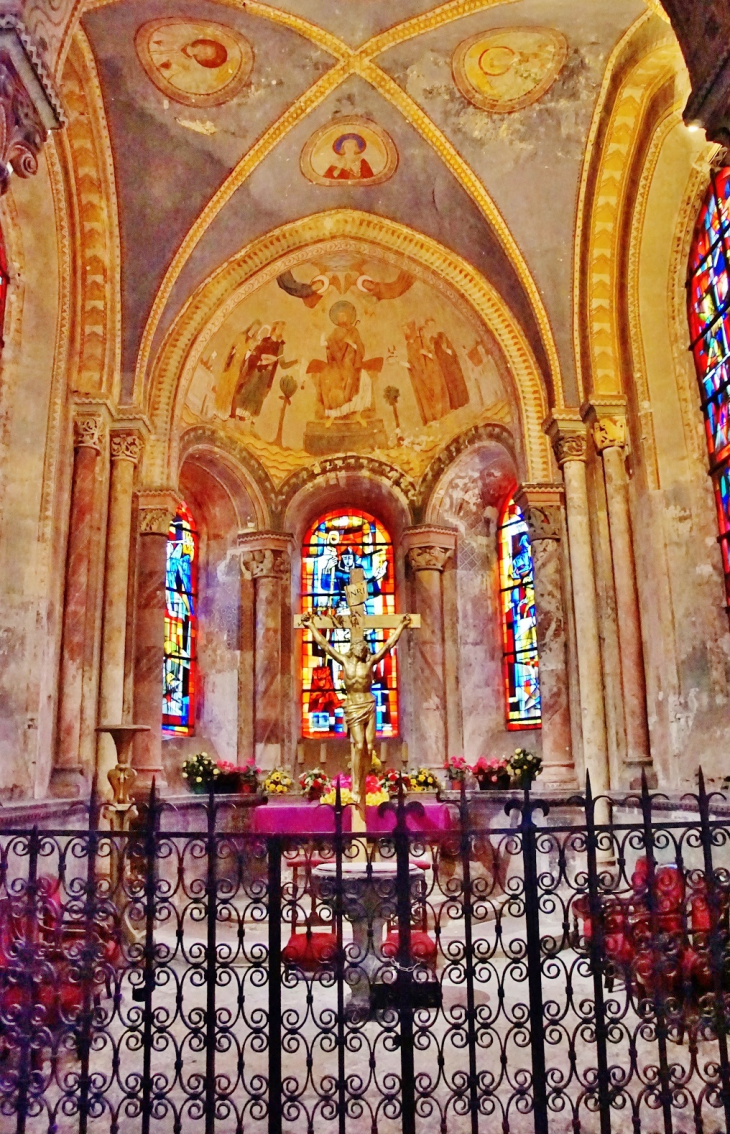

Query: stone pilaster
[[52, 411, 105, 797], [239, 531, 294, 769], [587, 404, 654, 788], [402, 525, 456, 769], [546, 417, 611, 795], [515, 483, 575, 788], [131, 491, 180, 795], [96, 429, 143, 793]]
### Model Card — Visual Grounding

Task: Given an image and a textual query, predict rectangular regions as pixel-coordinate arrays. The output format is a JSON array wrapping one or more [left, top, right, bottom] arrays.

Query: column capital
[[0, 17, 64, 194], [402, 526, 456, 573], [544, 414, 588, 467], [581, 398, 628, 455], [514, 484, 564, 542], [73, 412, 105, 452], [110, 430, 143, 465], [238, 530, 294, 579], [137, 488, 182, 536]]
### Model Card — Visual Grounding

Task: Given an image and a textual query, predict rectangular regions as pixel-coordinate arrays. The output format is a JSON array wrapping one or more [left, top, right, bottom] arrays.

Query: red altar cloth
[[251, 798, 452, 836]]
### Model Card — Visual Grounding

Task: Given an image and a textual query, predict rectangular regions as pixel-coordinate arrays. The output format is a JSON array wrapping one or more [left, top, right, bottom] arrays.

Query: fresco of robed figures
[[300, 117, 398, 187], [184, 250, 513, 481]]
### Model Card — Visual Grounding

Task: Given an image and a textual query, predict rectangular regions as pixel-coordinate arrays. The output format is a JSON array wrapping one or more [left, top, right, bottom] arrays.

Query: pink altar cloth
[[251, 799, 453, 836]]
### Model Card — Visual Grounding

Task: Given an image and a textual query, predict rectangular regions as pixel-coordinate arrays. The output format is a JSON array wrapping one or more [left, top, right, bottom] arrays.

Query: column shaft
[[132, 510, 171, 795], [53, 423, 102, 796], [531, 536, 574, 785], [97, 436, 140, 788], [562, 459, 611, 793], [602, 444, 651, 780]]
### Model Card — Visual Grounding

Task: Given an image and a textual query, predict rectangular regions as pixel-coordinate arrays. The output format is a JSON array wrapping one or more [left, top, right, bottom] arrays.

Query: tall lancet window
[[301, 509, 398, 739], [162, 502, 198, 734], [498, 497, 541, 729], [688, 166, 730, 604]]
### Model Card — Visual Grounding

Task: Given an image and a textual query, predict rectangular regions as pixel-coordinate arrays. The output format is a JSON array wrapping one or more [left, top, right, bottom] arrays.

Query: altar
[[251, 797, 453, 836]]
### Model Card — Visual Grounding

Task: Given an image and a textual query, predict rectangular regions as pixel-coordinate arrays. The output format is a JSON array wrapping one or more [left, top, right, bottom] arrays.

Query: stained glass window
[[498, 497, 541, 729], [301, 509, 398, 739], [162, 503, 198, 734], [688, 167, 730, 602]]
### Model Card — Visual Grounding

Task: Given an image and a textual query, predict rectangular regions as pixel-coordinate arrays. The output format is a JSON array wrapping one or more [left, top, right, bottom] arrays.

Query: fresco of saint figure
[[300, 116, 397, 187], [404, 318, 469, 426], [135, 17, 254, 108], [230, 321, 298, 419], [307, 301, 383, 427], [452, 27, 567, 114]]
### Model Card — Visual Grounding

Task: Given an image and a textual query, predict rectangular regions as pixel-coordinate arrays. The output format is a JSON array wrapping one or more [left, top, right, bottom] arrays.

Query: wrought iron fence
[[1, 776, 730, 1134]]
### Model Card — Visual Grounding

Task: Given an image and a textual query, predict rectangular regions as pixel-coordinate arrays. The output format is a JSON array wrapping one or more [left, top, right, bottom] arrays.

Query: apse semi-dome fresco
[[183, 247, 513, 481]]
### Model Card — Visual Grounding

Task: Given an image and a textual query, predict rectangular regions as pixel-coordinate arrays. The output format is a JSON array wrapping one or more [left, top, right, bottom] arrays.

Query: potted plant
[[181, 752, 220, 794], [472, 756, 511, 791], [262, 768, 293, 795], [299, 767, 331, 802], [215, 760, 243, 794], [444, 756, 469, 791], [507, 748, 542, 789], [365, 772, 389, 806], [411, 767, 441, 793], [239, 760, 261, 795]]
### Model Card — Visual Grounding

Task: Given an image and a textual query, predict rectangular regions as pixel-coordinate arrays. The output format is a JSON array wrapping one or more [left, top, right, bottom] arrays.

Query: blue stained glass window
[[688, 167, 730, 603], [162, 503, 198, 734], [498, 497, 541, 729]]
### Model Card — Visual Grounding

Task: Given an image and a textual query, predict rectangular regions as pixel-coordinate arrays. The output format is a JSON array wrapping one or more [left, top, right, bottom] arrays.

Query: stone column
[[547, 421, 611, 795], [239, 532, 294, 770], [96, 430, 143, 792], [132, 495, 178, 795], [515, 484, 575, 788], [402, 526, 456, 769], [592, 414, 653, 787], [52, 412, 104, 797]]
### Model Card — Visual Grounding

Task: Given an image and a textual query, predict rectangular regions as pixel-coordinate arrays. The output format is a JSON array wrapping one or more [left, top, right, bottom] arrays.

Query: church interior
[[4, 1, 730, 1131], [2, 0, 729, 806]]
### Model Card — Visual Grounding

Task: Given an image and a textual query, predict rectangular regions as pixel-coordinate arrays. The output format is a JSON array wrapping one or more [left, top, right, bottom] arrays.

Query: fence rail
[[1, 775, 730, 1134]]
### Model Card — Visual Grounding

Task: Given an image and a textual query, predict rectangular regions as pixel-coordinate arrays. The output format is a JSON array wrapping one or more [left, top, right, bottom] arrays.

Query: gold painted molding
[[60, 30, 121, 401], [140, 210, 552, 489], [577, 37, 681, 403]]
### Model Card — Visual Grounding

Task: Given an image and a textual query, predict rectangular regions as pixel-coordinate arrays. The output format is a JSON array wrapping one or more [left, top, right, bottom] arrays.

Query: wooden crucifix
[[295, 568, 420, 814]]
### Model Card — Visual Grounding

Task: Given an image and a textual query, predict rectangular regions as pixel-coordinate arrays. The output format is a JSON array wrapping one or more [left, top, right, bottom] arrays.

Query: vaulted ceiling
[[72, 0, 674, 407]]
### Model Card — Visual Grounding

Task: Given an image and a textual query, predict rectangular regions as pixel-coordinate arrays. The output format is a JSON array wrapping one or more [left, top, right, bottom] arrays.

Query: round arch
[[140, 210, 553, 490]]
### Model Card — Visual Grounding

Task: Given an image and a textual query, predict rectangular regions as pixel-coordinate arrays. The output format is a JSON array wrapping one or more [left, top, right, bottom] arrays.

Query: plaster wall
[[634, 120, 730, 787]]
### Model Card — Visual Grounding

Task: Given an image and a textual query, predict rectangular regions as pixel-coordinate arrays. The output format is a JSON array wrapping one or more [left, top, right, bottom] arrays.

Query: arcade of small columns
[[49, 398, 655, 801]]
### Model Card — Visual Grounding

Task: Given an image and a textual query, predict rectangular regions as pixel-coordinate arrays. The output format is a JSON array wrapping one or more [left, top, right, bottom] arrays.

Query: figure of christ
[[300, 611, 411, 812], [307, 301, 383, 427]]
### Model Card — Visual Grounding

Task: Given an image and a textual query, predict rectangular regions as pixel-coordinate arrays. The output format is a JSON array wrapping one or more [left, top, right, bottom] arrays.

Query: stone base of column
[[49, 766, 87, 798], [539, 765, 577, 790], [624, 761, 657, 791], [130, 767, 169, 800]]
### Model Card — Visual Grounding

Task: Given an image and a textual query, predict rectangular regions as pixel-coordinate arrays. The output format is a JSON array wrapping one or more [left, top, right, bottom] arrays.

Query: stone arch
[[178, 426, 275, 531], [140, 211, 552, 489]]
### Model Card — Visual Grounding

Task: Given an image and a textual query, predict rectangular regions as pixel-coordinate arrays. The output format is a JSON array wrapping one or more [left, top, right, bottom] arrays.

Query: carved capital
[[73, 413, 104, 452], [241, 547, 289, 580], [110, 431, 142, 465], [553, 433, 587, 466], [593, 417, 627, 454], [0, 21, 64, 195], [139, 508, 172, 536], [523, 504, 562, 542], [406, 545, 453, 573]]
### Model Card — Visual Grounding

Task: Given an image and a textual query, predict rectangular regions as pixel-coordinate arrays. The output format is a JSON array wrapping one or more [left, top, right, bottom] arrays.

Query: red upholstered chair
[[381, 929, 438, 967], [282, 930, 338, 971]]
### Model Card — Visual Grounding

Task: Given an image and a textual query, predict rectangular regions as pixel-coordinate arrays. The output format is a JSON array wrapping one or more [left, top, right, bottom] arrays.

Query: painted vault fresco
[[183, 248, 513, 482], [135, 17, 254, 107], [452, 27, 568, 114], [300, 117, 398, 188]]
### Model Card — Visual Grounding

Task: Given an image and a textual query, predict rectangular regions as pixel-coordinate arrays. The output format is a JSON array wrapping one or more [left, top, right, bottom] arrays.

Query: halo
[[333, 132, 366, 154], [329, 300, 357, 326], [479, 45, 516, 77]]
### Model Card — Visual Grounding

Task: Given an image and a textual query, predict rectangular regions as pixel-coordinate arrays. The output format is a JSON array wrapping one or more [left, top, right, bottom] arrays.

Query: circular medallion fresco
[[452, 27, 567, 114], [135, 17, 254, 108], [300, 116, 398, 187]]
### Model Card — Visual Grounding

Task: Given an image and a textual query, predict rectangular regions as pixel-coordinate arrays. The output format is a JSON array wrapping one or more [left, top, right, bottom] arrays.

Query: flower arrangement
[[299, 767, 331, 801], [321, 786, 355, 806], [381, 768, 411, 796], [239, 760, 260, 794], [365, 772, 389, 806], [472, 756, 511, 791], [411, 767, 441, 793], [444, 756, 469, 787], [507, 748, 542, 789], [262, 767, 293, 795], [181, 752, 220, 793]]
